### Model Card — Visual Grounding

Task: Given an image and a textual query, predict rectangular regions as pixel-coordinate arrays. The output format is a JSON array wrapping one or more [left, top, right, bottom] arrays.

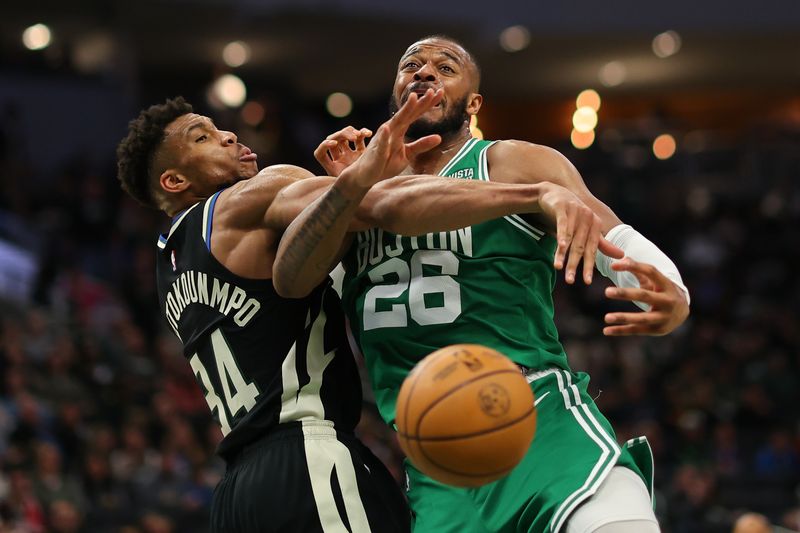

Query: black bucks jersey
[[155, 191, 362, 459]]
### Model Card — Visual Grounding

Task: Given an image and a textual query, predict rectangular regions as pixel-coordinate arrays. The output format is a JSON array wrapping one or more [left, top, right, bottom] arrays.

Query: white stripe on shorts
[[550, 372, 621, 533], [302, 421, 372, 533]]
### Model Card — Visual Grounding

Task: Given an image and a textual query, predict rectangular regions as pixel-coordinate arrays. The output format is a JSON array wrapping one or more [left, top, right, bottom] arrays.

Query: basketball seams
[[401, 404, 535, 442], [416, 413, 535, 478], [409, 368, 523, 439]]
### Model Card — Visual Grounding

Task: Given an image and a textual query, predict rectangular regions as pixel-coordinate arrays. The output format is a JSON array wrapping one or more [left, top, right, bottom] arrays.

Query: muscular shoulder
[[233, 164, 315, 200], [487, 139, 579, 186], [217, 164, 314, 228]]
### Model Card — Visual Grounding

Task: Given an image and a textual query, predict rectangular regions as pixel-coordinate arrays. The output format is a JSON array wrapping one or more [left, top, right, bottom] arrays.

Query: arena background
[[1, 1, 799, 532]]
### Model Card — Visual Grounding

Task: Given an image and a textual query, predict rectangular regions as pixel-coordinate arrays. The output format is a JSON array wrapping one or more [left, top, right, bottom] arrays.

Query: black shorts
[[211, 420, 410, 532]]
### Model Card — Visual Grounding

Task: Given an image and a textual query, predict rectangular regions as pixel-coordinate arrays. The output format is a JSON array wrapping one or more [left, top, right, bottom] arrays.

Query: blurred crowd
[[0, 104, 798, 533]]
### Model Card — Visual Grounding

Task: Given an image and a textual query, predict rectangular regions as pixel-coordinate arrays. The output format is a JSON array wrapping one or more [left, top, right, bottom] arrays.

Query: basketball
[[396, 344, 537, 487]]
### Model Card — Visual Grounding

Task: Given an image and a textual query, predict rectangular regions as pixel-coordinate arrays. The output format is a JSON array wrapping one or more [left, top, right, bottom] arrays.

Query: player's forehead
[[165, 113, 214, 138], [399, 38, 469, 65]]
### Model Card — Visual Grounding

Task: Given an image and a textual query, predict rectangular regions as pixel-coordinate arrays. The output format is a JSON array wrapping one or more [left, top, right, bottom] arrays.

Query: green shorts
[[404, 369, 654, 533]]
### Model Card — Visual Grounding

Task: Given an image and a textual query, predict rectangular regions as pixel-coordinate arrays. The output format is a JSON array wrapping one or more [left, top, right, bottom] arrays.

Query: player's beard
[[389, 94, 469, 141]]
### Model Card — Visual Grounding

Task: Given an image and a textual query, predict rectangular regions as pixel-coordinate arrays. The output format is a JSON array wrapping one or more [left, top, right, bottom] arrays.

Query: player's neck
[[408, 126, 473, 175], [164, 193, 207, 217]]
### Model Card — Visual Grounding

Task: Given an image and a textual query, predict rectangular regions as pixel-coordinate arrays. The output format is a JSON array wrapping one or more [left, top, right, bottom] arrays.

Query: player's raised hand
[[343, 88, 443, 189], [314, 126, 372, 177], [537, 183, 623, 285], [602, 257, 690, 336]]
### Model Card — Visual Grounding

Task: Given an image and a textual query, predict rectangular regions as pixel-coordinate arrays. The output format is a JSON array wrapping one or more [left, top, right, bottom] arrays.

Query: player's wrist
[[335, 167, 374, 200], [528, 182, 552, 213]]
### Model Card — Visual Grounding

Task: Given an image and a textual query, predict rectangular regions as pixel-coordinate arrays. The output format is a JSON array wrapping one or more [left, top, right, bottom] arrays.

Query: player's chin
[[239, 161, 259, 177]]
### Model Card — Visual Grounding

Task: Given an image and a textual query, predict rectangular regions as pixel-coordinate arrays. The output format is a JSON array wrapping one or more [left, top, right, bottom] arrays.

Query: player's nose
[[220, 129, 237, 145], [413, 62, 437, 82]]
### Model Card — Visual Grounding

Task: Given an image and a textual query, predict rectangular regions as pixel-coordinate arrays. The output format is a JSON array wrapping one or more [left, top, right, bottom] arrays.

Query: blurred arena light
[[653, 133, 677, 159], [570, 129, 595, 149], [499, 25, 530, 52], [572, 106, 598, 133], [652, 30, 682, 58], [22, 23, 52, 50], [222, 41, 251, 68], [212, 74, 247, 108], [241, 101, 265, 126], [469, 115, 483, 140], [576, 89, 601, 112], [326, 92, 353, 118], [598, 61, 626, 87], [72, 33, 115, 73]]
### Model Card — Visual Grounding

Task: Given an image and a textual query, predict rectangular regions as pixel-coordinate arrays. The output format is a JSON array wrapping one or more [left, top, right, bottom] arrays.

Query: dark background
[[0, 2, 799, 532]]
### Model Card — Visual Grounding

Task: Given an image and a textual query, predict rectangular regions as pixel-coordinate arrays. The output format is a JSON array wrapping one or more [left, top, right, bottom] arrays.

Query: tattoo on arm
[[275, 186, 354, 286]]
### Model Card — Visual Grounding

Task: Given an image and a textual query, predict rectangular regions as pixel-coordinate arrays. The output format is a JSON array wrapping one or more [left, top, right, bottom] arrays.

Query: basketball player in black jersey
[[116, 84, 620, 531], [115, 91, 453, 532]]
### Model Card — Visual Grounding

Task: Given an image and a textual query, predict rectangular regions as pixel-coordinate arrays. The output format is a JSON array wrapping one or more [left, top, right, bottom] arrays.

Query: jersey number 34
[[189, 329, 259, 435]]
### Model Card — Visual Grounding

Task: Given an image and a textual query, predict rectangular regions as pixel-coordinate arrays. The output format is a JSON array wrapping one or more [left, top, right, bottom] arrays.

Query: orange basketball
[[396, 344, 537, 487]]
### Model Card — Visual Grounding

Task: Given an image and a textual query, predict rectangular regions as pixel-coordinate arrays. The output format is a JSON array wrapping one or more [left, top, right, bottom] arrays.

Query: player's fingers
[[405, 134, 442, 157], [406, 88, 442, 121], [356, 129, 372, 151], [553, 210, 571, 271], [604, 311, 662, 325], [326, 127, 359, 143], [603, 324, 658, 336], [611, 258, 669, 290], [582, 219, 601, 284], [392, 89, 442, 128], [631, 269, 657, 292], [313, 140, 337, 164], [334, 140, 349, 158], [598, 238, 624, 259], [389, 92, 421, 127], [371, 123, 392, 151], [604, 286, 669, 306], [564, 207, 591, 284], [611, 259, 657, 291]]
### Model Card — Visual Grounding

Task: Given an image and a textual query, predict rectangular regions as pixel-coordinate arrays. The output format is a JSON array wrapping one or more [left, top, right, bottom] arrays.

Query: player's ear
[[467, 93, 483, 116], [159, 169, 190, 194]]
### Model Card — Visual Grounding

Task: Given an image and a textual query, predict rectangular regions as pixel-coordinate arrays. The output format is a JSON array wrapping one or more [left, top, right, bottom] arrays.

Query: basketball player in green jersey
[[274, 36, 689, 533]]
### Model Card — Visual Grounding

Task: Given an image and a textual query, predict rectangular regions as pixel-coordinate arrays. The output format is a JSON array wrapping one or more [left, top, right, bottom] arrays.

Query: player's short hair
[[416, 34, 481, 90], [116, 96, 193, 209]]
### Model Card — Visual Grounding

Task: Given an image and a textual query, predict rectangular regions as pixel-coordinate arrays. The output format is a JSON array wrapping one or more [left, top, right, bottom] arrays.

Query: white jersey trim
[[156, 202, 202, 249], [478, 141, 547, 242], [438, 137, 480, 177]]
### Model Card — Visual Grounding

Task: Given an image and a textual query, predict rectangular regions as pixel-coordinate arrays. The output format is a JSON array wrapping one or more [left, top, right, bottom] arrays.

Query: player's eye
[[403, 61, 419, 69], [195, 135, 207, 143]]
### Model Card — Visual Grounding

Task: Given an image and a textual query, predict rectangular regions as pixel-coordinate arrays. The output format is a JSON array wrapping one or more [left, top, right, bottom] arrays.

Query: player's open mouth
[[405, 84, 443, 108], [409, 91, 443, 108]]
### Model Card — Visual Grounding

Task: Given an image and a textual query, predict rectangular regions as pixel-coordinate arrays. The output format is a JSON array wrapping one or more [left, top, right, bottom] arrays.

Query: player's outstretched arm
[[487, 140, 690, 334]]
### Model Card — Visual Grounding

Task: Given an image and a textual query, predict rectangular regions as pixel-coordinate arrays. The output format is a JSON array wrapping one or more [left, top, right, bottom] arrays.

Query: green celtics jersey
[[341, 138, 570, 425]]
